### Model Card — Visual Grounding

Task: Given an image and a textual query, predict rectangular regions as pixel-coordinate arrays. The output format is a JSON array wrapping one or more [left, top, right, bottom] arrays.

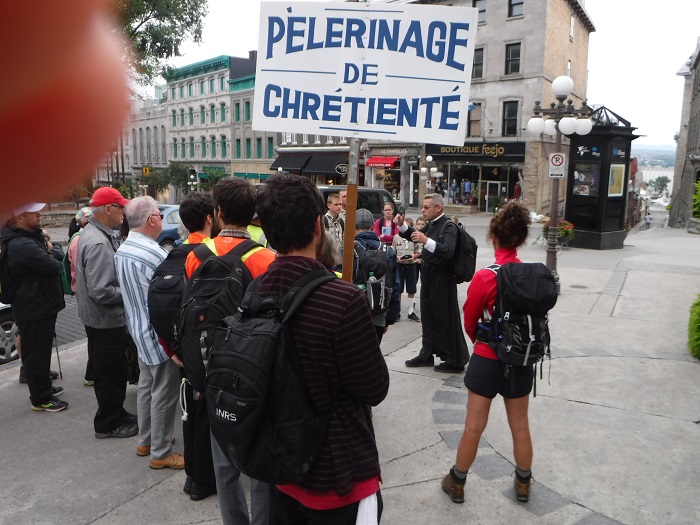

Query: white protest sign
[[253, 2, 478, 146]]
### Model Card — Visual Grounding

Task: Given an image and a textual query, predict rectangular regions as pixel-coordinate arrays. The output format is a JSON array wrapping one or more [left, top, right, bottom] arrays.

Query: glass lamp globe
[[544, 119, 557, 136], [576, 118, 593, 135], [526, 117, 545, 135], [420, 167, 427, 173], [426, 155, 433, 163], [552, 76, 574, 97], [558, 116, 578, 135]]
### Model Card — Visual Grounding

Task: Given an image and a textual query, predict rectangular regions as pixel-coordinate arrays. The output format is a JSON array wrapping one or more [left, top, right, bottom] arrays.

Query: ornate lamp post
[[526, 76, 592, 288]]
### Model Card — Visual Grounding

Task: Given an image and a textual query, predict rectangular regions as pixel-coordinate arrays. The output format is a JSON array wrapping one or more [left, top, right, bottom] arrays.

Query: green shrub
[[693, 180, 700, 218], [689, 294, 700, 360]]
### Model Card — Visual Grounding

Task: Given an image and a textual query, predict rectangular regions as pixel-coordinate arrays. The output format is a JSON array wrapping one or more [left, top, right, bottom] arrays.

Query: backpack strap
[[191, 238, 260, 278], [280, 270, 337, 323]]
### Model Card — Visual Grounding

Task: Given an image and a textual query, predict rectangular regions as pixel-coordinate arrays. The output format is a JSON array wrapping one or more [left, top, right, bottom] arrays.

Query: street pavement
[[2, 206, 699, 524]]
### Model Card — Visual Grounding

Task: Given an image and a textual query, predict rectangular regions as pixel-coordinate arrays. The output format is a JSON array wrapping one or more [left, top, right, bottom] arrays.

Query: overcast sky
[[169, 0, 700, 148]]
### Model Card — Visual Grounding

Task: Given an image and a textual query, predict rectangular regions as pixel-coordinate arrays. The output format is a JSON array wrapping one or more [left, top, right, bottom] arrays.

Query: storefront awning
[[365, 156, 399, 167], [234, 173, 267, 179], [269, 154, 310, 171], [304, 155, 349, 175]]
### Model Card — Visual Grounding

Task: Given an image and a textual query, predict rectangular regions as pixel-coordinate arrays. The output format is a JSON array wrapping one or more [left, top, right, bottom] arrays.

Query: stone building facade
[[670, 37, 700, 229]]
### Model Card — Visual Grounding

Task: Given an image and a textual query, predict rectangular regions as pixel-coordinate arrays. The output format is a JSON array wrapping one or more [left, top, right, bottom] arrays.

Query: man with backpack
[[0, 202, 66, 412], [395, 193, 469, 373], [182, 178, 275, 523], [323, 192, 344, 244], [255, 173, 389, 524], [148, 191, 217, 498], [353, 208, 401, 343]]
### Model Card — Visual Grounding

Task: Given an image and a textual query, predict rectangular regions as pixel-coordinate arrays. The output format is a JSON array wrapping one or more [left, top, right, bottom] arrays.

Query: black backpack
[[353, 240, 393, 314], [439, 220, 478, 283], [479, 263, 558, 392], [148, 243, 199, 343], [206, 269, 337, 484], [0, 239, 18, 304], [176, 239, 260, 392]]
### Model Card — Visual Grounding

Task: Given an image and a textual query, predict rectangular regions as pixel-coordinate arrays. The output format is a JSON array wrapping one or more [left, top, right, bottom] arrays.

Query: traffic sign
[[548, 153, 567, 178]]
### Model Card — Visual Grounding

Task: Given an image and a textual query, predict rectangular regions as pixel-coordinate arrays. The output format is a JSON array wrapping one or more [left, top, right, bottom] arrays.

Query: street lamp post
[[526, 76, 592, 288]]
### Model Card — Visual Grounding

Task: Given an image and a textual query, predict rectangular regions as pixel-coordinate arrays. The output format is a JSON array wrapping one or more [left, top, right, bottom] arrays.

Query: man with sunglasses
[[0, 202, 66, 411], [115, 197, 185, 469], [76, 187, 138, 438]]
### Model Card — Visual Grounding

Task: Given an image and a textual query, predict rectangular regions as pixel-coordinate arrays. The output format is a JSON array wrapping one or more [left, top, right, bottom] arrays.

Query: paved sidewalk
[[2, 212, 699, 524]]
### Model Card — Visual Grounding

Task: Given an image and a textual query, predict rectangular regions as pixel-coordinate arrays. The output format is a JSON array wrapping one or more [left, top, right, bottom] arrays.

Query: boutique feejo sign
[[253, 2, 478, 146]]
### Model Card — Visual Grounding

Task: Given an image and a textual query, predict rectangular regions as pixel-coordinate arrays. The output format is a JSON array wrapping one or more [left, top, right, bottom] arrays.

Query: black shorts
[[464, 354, 533, 399], [398, 263, 417, 294]]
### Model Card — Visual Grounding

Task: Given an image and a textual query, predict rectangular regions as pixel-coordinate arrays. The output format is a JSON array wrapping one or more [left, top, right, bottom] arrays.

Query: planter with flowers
[[542, 219, 575, 245]]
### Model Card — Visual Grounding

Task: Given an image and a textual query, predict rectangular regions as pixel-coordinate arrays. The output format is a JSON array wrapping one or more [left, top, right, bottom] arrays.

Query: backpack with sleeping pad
[[176, 239, 260, 393], [206, 269, 337, 484], [477, 262, 558, 394], [353, 240, 393, 314]]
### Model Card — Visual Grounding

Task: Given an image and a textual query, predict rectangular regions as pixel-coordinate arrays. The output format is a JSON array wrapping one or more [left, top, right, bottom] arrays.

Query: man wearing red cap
[[0, 202, 67, 411], [76, 187, 138, 438]]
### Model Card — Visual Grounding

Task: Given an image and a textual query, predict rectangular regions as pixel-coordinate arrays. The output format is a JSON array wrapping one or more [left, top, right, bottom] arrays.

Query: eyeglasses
[[150, 213, 164, 220]]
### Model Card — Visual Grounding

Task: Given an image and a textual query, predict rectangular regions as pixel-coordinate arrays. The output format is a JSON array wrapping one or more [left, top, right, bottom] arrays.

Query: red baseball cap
[[90, 187, 129, 207]]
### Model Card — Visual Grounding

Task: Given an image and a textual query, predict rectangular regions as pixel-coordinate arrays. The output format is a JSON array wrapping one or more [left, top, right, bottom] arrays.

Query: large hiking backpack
[[439, 220, 478, 283], [353, 240, 393, 314], [206, 269, 337, 484], [0, 239, 18, 303], [481, 263, 558, 389], [176, 239, 260, 392], [148, 243, 199, 342]]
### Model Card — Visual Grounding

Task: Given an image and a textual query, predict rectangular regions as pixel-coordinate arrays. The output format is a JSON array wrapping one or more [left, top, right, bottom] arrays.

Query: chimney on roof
[[249, 50, 257, 64]]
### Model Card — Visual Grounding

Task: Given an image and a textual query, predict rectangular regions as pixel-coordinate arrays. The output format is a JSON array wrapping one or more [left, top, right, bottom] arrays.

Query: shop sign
[[335, 163, 349, 175], [426, 141, 525, 161], [253, 2, 478, 146]]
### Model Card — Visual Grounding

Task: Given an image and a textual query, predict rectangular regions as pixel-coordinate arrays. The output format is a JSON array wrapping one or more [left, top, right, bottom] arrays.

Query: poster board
[[253, 2, 478, 146], [608, 164, 625, 197]]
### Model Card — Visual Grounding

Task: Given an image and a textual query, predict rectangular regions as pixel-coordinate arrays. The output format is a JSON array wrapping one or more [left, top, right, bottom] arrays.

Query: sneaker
[[83, 379, 94, 387], [49, 370, 59, 380], [136, 445, 151, 457], [150, 452, 185, 470], [405, 355, 434, 367], [50, 386, 64, 397], [441, 469, 465, 503], [122, 411, 138, 426], [32, 398, 69, 412], [95, 423, 138, 439], [514, 473, 531, 502], [407, 312, 420, 322]]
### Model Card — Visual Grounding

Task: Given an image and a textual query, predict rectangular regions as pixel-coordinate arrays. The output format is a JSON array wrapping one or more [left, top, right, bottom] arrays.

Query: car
[[317, 186, 397, 220], [0, 302, 18, 364], [156, 204, 182, 252]]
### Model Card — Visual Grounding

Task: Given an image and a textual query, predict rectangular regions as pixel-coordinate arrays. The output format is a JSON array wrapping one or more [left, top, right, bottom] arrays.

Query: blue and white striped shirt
[[114, 231, 168, 365]]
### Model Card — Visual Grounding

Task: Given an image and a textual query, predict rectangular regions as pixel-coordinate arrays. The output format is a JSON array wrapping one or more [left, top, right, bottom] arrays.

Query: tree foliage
[[162, 162, 196, 194], [647, 175, 670, 196], [146, 169, 172, 196], [117, 0, 208, 85]]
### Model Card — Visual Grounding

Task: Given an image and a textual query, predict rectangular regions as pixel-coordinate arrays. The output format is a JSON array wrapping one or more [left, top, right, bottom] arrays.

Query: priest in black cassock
[[394, 194, 469, 373]]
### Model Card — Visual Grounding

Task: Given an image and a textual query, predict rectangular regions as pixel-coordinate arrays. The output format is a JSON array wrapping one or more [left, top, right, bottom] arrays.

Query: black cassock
[[401, 215, 469, 368]]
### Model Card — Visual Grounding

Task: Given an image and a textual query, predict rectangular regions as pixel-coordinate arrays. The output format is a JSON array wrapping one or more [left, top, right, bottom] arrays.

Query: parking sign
[[548, 153, 566, 178]]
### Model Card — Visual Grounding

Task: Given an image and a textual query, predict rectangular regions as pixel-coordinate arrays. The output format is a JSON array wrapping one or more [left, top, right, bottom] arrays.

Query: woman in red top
[[373, 202, 399, 244], [441, 201, 535, 505]]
